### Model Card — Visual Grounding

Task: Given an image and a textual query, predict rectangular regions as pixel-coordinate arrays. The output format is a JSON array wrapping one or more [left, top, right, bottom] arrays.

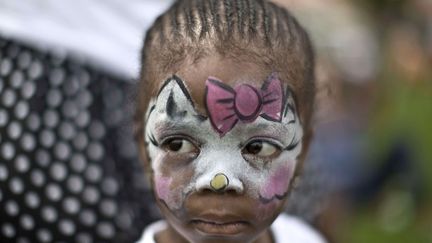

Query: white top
[[0, 0, 173, 78], [137, 214, 327, 243]]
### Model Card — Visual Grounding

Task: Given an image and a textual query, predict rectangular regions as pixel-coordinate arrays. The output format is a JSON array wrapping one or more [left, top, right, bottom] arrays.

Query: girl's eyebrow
[[236, 121, 275, 132], [254, 123, 271, 130], [233, 120, 295, 140], [154, 120, 197, 134], [153, 120, 208, 145]]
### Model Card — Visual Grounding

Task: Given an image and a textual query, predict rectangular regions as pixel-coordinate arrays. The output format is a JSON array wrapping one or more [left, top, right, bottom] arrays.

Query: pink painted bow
[[205, 74, 284, 136]]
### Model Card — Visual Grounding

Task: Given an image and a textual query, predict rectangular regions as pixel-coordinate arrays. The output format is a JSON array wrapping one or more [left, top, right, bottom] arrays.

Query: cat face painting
[[144, 71, 304, 242]]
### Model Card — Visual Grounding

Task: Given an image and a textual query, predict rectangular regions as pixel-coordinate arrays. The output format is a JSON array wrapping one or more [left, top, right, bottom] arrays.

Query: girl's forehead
[[179, 55, 268, 84], [151, 55, 292, 113], [146, 62, 301, 140]]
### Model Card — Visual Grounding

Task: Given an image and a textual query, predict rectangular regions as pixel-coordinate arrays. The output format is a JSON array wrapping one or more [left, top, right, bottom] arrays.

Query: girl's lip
[[184, 194, 258, 235], [191, 219, 250, 235]]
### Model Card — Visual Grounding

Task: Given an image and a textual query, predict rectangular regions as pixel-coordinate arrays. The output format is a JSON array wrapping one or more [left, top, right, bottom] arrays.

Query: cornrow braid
[[245, 0, 257, 36], [258, 0, 270, 42], [196, 0, 208, 39], [274, 5, 287, 40], [144, 0, 311, 46], [183, 1, 195, 39], [208, 0, 220, 37], [235, 0, 245, 36], [137, 0, 315, 151], [223, 0, 233, 34]]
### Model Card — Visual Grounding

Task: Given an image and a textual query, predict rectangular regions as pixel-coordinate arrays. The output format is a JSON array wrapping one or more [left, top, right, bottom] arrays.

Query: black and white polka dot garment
[[0, 37, 158, 242]]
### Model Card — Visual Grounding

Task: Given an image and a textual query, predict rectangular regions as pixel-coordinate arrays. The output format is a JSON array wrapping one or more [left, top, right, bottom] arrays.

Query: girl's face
[[143, 58, 305, 243]]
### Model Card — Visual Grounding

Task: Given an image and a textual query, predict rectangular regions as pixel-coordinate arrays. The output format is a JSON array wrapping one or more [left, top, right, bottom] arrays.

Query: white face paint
[[144, 75, 303, 211]]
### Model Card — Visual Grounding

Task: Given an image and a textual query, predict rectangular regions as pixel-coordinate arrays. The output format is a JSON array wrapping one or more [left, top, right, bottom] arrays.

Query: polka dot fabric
[[0, 37, 157, 242]]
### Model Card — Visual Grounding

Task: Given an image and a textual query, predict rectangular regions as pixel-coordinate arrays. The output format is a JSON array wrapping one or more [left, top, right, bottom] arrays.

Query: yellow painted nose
[[210, 173, 229, 191]]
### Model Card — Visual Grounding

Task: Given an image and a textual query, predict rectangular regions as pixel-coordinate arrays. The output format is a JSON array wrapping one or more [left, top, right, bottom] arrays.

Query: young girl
[[134, 0, 325, 242]]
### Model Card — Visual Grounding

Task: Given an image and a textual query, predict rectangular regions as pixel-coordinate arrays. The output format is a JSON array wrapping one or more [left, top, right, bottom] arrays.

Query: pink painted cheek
[[154, 176, 188, 210], [259, 164, 292, 200], [255, 200, 281, 221], [253, 164, 294, 220], [154, 176, 172, 202]]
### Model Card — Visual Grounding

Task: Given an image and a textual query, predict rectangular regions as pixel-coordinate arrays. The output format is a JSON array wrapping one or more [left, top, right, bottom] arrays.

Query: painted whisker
[[258, 190, 290, 204]]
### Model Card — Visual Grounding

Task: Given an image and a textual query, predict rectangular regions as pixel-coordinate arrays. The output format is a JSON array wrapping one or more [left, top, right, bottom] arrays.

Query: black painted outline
[[158, 199, 171, 211], [194, 114, 208, 122], [146, 104, 156, 121], [207, 78, 236, 94], [166, 90, 176, 116], [216, 98, 235, 104], [148, 133, 159, 147], [260, 72, 276, 90], [154, 75, 208, 122], [260, 73, 284, 123], [166, 90, 187, 119], [284, 131, 301, 151], [157, 75, 195, 107], [283, 85, 301, 126], [205, 78, 238, 136], [285, 139, 300, 151], [258, 190, 289, 204]]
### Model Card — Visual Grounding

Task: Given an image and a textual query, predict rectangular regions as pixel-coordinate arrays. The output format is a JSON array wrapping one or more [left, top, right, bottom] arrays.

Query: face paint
[[144, 74, 303, 217], [259, 165, 292, 203], [210, 173, 229, 191], [145, 76, 200, 210], [154, 175, 172, 203], [205, 73, 283, 136]]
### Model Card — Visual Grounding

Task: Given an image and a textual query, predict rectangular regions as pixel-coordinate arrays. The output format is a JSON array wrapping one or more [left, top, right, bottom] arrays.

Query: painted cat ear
[[281, 86, 299, 125], [157, 75, 195, 107], [151, 75, 197, 119]]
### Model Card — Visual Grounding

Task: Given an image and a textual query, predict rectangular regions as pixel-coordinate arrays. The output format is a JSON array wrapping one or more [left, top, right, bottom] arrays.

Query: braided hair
[[136, 0, 315, 149]]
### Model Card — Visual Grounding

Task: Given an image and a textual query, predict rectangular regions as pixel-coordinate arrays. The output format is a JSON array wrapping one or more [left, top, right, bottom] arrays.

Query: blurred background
[[0, 0, 431, 242], [274, 0, 432, 242]]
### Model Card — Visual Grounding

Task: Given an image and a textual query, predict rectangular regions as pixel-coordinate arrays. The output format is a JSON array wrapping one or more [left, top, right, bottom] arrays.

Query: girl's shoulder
[[137, 214, 327, 243], [136, 220, 167, 243], [272, 214, 327, 243]]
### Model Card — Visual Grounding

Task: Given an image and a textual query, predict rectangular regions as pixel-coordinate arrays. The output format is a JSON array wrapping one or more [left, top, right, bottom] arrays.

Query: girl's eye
[[164, 138, 197, 154], [243, 140, 280, 157]]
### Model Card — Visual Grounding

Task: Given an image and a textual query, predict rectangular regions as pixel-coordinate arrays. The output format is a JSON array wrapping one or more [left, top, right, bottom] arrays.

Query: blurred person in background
[[0, 1, 173, 242]]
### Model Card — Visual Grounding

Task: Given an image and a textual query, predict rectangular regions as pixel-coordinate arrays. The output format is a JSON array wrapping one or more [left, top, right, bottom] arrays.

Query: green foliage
[[370, 79, 432, 198]]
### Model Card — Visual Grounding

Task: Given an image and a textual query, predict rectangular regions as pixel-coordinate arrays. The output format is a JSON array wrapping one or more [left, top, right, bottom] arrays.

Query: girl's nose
[[210, 173, 229, 191], [195, 172, 244, 194]]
